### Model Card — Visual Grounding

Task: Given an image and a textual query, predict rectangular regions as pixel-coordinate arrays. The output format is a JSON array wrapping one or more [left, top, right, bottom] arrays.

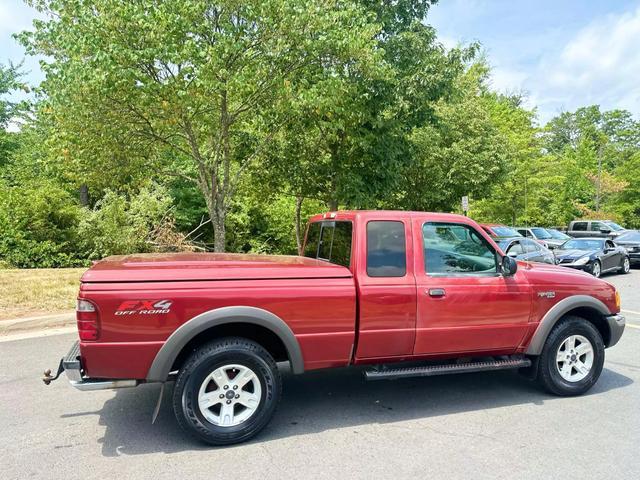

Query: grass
[[0, 268, 86, 321]]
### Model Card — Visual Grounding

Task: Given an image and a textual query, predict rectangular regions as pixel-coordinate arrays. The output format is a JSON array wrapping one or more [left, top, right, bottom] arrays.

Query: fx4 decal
[[115, 300, 173, 315]]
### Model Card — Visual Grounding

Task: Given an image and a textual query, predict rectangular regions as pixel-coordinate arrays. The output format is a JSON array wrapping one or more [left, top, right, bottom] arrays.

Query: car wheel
[[536, 316, 604, 396], [173, 337, 281, 446], [590, 260, 601, 278], [619, 256, 630, 274]]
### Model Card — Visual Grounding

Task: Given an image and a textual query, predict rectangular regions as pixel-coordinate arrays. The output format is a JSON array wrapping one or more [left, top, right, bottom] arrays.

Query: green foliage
[[1, 1, 639, 269], [0, 178, 83, 267], [77, 183, 173, 260]]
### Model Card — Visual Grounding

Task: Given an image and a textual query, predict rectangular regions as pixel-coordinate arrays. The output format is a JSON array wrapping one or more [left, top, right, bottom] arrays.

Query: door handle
[[428, 288, 446, 297]]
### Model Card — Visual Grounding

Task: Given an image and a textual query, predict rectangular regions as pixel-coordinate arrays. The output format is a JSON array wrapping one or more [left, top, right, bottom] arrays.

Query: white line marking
[[622, 309, 640, 316], [0, 327, 76, 343], [0, 312, 74, 324], [626, 323, 640, 330]]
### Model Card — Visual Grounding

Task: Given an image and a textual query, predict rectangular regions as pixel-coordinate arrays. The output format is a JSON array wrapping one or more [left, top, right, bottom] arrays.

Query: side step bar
[[364, 356, 532, 381]]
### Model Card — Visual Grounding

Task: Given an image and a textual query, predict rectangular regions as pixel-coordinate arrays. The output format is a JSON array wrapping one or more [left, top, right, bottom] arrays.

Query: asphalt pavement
[[1, 269, 639, 480]]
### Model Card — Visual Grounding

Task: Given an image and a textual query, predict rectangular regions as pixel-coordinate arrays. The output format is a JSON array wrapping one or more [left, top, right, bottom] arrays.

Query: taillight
[[76, 299, 99, 341]]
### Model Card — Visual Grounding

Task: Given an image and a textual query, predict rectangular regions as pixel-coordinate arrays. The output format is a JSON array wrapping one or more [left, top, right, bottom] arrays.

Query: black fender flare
[[525, 295, 611, 355], [146, 306, 304, 382]]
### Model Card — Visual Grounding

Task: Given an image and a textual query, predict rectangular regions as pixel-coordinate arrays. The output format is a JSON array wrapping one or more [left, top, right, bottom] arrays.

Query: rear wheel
[[619, 256, 630, 274], [536, 316, 604, 396], [172, 337, 281, 445]]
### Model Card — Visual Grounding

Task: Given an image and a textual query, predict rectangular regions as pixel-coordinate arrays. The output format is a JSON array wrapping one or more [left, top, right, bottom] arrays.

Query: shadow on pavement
[[73, 363, 633, 457]]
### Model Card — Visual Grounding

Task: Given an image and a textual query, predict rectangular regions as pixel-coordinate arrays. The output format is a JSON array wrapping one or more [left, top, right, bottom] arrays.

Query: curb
[[0, 312, 75, 337]]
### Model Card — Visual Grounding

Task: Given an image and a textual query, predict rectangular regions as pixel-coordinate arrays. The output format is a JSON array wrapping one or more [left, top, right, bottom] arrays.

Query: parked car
[[516, 227, 564, 249], [546, 228, 572, 244], [480, 223, 523, 238], [566, 220, 626, 239], [614, 230, 640, 266], [43, 211, 626, 446], [497, 237, 555, 264], [555, 238, 630, 277]]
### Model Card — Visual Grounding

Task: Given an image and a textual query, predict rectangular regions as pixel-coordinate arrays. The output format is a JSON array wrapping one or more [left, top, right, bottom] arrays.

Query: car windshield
[[616, 231, 640, 242], [530, 228, 552, 239], [546, 229, 570, 240], [604, 221, 625, 231], [491, 226, 522, 237], [561, 239, 604, 251]]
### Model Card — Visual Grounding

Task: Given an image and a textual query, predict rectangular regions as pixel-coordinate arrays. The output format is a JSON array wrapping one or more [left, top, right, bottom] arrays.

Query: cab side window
[[367, 221, 406, 277], [573, 222, 587, 231], [423, 222, 497, 275], [590, 221, 606, 232]]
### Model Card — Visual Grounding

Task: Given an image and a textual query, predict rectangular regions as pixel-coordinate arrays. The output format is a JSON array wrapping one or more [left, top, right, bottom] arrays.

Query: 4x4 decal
[[115, 300, 173, 315]]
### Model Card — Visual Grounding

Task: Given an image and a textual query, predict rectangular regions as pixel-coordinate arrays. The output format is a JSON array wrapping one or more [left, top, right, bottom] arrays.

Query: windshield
[[546, 229, 571, 240], [530, 228, 552, 239], [491, 226, 522, 238], [604, 221, 625, 231], [561, 239, 604, 251], [616, 231, 640, 242]]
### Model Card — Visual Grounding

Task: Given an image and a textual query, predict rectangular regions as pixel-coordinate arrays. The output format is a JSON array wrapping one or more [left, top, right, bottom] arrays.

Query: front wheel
[[536, 316, 604, 396], [172, 337, 281, 445]]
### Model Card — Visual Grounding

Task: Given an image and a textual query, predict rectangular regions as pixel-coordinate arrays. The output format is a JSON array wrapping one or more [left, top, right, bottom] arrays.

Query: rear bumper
[[51, 341, 138, 391], [606, 314, 625, 348]]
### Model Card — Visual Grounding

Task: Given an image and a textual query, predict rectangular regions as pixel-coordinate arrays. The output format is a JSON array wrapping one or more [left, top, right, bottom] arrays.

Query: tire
[[590, 260, 601, 278], [172, 337, 281, 446], [536, 316, 605, 396], [619, 256, 630, 274]]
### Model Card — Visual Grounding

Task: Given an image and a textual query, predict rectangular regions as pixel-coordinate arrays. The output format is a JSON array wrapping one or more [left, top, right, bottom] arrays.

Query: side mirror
[[599, 228, 611, 234], [501, 255, 518, 276], [507, 251, 519, 258]]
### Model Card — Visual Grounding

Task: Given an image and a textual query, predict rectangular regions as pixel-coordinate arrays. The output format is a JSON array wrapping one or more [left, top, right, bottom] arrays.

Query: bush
[[77, 182, 175, 260], [0, 179, 85, 267]]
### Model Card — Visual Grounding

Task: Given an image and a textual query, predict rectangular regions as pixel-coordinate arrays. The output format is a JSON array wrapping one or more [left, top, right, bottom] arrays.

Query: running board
[[364, 356, 532, 381]]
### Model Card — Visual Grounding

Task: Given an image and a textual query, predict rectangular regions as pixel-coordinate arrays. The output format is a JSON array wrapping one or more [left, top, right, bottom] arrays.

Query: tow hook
[[42, 359, 64, 385]]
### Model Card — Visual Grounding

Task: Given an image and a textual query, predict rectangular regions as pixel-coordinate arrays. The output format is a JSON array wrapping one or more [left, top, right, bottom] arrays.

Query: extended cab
[[44, 211, 625, 445]]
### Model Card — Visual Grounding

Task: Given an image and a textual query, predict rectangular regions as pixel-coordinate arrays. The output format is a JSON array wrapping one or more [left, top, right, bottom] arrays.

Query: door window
[[573, 222, 587, 231], [590, 221, 607, 232], [423, 223, 497, 275], [366, 221, 406, 277], [522, 239, 540, 253], [506, 241, 524, 255]]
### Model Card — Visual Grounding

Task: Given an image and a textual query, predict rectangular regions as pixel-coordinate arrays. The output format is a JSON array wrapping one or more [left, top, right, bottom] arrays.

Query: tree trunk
[[79, 184, 89, 206], [295, 196, 304, 255]]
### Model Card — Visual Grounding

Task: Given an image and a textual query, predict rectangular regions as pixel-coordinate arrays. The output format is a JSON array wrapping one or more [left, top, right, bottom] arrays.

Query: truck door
[[412, 218, 532, 355], [354, 218, 417, 359]]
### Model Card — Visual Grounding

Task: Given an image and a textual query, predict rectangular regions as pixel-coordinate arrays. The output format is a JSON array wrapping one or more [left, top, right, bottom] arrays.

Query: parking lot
[[1, 269, 639, 480]]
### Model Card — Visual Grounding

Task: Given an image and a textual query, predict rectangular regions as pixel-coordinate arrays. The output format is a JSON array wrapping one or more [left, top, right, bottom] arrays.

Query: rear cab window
[[572, 222, 587, 231], [303, 221, 353, 268]]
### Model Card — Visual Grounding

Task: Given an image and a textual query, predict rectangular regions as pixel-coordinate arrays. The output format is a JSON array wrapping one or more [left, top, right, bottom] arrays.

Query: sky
[[1, 0, 640, 124]]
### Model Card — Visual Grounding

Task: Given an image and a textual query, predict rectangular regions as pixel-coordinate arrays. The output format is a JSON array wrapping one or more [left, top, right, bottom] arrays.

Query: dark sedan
[[555, 238, 630, 277], [497, 237, 555, 264], [614, 230, 640, 265]]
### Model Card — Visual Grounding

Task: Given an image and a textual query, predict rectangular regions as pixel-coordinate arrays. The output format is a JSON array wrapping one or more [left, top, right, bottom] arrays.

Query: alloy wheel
[[556, 335, 594, 382], [591, 262, 601, 277], [197, 364, 262, 427]]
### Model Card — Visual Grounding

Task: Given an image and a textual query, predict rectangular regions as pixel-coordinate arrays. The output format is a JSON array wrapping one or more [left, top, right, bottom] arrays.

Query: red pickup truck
[[44, 211, 625, 445]]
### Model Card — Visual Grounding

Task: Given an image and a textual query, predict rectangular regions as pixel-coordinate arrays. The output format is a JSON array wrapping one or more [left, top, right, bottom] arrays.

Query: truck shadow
[[91, 365, 632, 457]]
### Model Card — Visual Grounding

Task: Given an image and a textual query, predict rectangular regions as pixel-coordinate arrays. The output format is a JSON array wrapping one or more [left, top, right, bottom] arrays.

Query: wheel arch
[[146, 306, 304, 382], [526, 295, 613, 355]]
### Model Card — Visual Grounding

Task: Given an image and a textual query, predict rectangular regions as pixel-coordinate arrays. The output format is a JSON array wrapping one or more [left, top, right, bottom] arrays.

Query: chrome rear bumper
[[43, 341, 138, 391]]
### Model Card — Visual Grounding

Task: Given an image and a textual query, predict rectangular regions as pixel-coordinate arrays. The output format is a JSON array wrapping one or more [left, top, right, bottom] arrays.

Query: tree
[[20, 0, 380, 251], [0, 63, 25, 167]]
